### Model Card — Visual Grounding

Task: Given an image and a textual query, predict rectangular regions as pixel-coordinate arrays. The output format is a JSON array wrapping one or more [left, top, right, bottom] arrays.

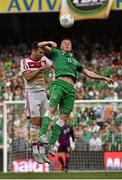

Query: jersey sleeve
[[41, 56, 53, 68], [76, 61, 84, 73], [20, 59, 30, 73], [49, 48, 58, 59]]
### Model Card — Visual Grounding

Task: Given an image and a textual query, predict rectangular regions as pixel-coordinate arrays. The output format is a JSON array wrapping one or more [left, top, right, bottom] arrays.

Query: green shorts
[[49, 79, 75, 115]]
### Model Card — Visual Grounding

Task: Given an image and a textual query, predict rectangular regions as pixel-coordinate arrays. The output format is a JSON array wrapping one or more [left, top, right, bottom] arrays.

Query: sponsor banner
[[12, 159, 49, 172], [104, 152, 122, 170], [0, 0, 121, 14], [0, 0, 61, 13], [112, 0, 122, 10], [12, 153, 64, 172], [60, 0, 114, 20]]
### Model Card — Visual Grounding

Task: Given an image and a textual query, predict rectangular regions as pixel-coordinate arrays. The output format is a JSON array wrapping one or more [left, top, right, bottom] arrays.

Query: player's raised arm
[[82, 68, 114, 85], [38, 41, 57, 54]]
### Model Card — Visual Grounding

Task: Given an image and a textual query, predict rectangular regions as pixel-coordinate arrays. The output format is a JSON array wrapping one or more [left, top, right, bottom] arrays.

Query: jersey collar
[[61, 50, 73, 57]]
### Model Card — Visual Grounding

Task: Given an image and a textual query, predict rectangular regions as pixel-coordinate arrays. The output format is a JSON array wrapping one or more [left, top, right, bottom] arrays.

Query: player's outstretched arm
[[82, 68, 114, 85], [38, 41, 57, 54]]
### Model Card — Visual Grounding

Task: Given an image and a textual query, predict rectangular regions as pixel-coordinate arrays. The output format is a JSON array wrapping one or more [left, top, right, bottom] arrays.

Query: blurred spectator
[[108, 126, 122, 151], [89, 133, 102, 151], [102, 105, 114, 123], [74, 128, 86, 151], [115, 113, 122, 125], [82, 127, 92, 150], [100, 125, 109, 151], [88, 119, 101, 133]]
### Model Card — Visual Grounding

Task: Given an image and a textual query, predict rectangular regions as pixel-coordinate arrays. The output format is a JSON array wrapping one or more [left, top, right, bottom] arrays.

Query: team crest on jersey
[[68, 57, 78, 66], [68, 58, 72, 63]]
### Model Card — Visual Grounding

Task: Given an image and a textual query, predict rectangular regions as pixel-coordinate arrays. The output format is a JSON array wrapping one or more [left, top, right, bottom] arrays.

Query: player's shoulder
[[41, 56, 53, 67], [21, 56, 31, 62], [41, 55, 49, 61], [41, 55, 52, 63], [51, 48, 60, 53]]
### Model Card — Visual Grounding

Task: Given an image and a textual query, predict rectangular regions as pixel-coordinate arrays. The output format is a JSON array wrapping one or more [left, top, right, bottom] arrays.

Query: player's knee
[[44, 107, 56, 118], [49, 107, 57, 114], [44, 109, 54, 119]]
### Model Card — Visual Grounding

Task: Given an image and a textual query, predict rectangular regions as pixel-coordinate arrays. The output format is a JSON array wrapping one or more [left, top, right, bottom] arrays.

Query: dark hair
[[61, 37, 72, 43], [31, 41, 38, 49], [60, 37, 74, 48]]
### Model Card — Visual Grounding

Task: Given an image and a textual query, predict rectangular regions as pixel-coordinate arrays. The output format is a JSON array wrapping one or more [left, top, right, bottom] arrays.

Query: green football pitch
[[0, 171, 122, 179]]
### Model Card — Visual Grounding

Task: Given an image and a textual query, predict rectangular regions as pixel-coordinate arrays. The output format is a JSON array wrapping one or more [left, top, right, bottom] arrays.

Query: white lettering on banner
[[12, 159, 49, 172], [106, 158, 122, 169]]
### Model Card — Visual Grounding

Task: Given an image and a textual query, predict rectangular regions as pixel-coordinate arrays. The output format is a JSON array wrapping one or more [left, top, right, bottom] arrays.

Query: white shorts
[[25, 91, 48, 118]]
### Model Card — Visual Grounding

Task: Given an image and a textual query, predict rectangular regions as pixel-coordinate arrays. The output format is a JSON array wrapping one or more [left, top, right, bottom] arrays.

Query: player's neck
[[61, 50, 73, 57], [30, 55, 39, 61]]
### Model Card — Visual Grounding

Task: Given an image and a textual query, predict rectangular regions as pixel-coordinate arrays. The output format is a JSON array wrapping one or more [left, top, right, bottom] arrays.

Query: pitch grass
[[0, 171, 122, 179]]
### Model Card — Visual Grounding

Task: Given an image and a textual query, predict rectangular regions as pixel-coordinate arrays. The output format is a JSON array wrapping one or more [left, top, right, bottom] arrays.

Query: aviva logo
[[0, 0, 61, 13]]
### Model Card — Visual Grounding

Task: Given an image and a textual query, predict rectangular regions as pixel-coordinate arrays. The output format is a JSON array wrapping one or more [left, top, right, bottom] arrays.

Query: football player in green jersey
[[37, 38, 114, 164]]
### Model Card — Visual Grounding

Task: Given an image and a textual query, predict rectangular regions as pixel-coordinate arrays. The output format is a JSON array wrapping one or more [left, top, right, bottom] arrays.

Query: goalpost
[[3, 99, 122, 172]]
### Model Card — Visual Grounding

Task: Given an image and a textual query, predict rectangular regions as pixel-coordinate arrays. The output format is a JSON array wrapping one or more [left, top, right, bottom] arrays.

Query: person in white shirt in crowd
[[89, 133, 102, 151], [88, 119, 101, 133]]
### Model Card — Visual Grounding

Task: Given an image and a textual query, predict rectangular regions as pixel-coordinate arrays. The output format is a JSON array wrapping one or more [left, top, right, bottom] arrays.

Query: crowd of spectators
[[0, 32, 122, 152]]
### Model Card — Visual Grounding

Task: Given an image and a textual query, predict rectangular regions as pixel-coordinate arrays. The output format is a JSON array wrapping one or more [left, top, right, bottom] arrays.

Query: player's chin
[[65, 48, 71, 52]]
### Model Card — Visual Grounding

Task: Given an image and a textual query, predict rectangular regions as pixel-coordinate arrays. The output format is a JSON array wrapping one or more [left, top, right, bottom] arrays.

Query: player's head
[[31, 41, 44, 60], [60, 38, 72, 52]]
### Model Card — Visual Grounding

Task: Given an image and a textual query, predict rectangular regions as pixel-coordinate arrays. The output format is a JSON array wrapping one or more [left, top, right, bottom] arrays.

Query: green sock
[[49, 121, 64, 145], [39, 116, 51, 137]]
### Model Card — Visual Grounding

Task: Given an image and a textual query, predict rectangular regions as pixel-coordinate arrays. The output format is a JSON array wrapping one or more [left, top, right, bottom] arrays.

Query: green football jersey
[[49, 48, 84, 80]]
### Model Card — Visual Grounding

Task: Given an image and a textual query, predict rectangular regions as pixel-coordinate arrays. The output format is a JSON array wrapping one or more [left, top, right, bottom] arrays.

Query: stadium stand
[[0, 11, 122, 172]]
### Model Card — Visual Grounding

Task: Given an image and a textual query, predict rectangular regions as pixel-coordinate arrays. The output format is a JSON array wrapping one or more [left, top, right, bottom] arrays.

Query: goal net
[[3, 100, 122, 172]]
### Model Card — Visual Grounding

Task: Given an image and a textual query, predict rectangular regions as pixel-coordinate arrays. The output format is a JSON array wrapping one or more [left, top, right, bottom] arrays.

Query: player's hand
[[70, 142, 75, 151], [104, 77, 114, 85], [48, 41, 57, 48], [40, 62, 49, 70]]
